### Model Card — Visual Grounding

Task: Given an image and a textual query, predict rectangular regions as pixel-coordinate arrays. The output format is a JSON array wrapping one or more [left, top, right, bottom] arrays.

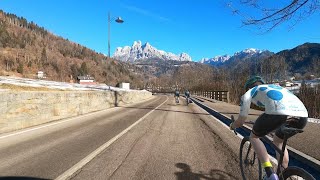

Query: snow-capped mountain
[[233, 48, 266, 58], [200, 55, 231, 66], [113, 41, 192, 62], [200, 48, 273, 66]]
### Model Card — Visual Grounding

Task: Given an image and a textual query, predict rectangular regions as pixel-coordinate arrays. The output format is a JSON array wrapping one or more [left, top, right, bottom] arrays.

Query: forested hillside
[[276, 43, 320, 75], [0, 10, 146, 88]]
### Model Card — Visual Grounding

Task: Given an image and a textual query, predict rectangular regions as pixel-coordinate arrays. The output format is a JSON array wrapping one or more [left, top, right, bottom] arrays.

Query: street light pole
[[108, 12, 111, 58], [107, 12, 124, 58]]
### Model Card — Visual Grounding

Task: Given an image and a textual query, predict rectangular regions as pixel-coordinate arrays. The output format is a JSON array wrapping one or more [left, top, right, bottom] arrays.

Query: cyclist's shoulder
[[250, 84, 280, 91], [246, 84, 292, 95]]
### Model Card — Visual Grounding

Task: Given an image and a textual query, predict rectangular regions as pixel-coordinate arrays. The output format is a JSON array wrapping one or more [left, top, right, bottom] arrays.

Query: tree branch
[[246, 0, 309, 24]]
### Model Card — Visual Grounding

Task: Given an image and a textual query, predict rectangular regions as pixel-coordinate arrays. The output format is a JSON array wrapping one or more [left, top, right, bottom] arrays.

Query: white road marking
[[55, 96, 168, 180]]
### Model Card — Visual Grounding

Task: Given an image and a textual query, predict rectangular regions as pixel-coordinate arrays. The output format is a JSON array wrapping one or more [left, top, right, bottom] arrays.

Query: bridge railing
[[191, 91, 229, 103]]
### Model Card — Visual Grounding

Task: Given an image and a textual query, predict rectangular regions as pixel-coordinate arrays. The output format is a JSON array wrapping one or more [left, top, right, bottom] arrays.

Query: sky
[[0, 0, 320, 61]]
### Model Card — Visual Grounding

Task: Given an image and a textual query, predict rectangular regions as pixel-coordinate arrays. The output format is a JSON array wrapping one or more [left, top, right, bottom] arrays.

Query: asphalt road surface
[[0, 95, 242, 180]]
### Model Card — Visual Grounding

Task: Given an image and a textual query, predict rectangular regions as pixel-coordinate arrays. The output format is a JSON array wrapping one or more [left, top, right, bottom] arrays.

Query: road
[[0, 95, 242, 180]]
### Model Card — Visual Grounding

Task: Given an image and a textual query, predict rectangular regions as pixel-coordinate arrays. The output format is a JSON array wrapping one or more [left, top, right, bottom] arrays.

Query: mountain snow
[[0, 76, 134, 92], [200, 55, 231, 65], [200, 48, 270, 66], [113, 41, 192, 62], [235, 48, 263, 55]]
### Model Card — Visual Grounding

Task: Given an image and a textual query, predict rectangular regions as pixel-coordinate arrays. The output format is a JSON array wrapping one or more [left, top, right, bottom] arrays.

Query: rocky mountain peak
[[113, 41, 192, 62]]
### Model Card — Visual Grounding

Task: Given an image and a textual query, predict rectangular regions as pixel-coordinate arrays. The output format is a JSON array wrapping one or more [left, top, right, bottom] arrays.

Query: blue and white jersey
[[240, 84, 308, 117]]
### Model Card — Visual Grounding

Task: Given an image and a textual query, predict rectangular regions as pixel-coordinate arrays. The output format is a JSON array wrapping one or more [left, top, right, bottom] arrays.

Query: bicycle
[[230, 115, 315, 180], [175, 96, 180, 104]]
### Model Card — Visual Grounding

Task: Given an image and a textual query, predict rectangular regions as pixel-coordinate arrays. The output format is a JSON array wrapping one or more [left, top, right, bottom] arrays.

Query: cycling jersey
[[175, 91, 180, 97], [240, 84, 308, 117], [185, 91, 190, 97]]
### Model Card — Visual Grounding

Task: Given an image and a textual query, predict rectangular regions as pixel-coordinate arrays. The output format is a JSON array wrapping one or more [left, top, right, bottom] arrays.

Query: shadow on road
[[174, 163, 238, 180], [0, 177, 50, 180]]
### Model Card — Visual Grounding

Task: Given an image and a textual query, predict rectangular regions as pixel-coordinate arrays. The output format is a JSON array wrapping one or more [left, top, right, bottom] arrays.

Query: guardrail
[[191, 97, 320, 179], [191, 91, 229, 103]]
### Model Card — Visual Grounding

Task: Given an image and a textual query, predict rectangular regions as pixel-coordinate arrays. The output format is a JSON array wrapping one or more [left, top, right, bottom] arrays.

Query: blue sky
[[0, 0, 320, 61]]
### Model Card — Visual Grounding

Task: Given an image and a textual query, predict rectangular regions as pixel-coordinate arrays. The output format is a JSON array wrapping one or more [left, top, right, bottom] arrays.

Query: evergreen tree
[[41, 47, 47, 64], [70, 64, 79, 79], [17, 62, 24, 74], [80, 62, 88, 75], [0, 24, 11, 48]]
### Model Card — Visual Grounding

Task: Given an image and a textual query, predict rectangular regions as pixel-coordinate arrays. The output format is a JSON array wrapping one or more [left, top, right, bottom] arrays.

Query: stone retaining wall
[[0, 90, 152, 134]]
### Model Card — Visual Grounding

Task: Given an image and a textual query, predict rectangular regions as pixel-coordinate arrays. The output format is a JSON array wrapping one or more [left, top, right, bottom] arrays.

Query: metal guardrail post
[[194, 90, 229, 103], [227, 91, 229, 103]]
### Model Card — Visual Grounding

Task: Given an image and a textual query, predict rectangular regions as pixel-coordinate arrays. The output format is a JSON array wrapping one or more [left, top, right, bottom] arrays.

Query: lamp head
[[115, 17, 124, 23]]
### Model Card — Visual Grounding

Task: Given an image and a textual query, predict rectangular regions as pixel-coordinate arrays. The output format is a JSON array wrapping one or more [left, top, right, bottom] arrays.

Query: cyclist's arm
[[231, 91, 252, 129], [239, 90, 252, 117]]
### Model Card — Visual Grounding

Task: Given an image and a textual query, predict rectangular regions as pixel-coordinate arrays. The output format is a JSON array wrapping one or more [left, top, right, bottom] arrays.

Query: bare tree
[[311, 57, 320, 76], [227, 0, 320, 32]]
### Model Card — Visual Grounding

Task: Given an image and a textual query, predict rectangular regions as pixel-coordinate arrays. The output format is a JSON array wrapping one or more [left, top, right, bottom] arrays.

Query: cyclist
[[230, 76, 308, 180], [174, 90, 180, 103], [185, 90, 190, 104]]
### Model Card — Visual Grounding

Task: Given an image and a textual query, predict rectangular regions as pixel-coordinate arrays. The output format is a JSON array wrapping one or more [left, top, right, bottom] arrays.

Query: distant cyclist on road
[[185, 90, 190, 104], [229, 76, 308, 180], [174, 90, 180, 103]]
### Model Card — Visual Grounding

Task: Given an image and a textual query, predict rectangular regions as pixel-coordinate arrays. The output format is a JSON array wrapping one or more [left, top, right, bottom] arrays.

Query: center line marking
[[55, 96, 168, 180]]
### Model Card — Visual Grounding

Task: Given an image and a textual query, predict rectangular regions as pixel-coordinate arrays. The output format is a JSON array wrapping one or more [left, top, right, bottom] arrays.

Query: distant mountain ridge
[[199, 55, 231, 66], [114, 41, 275, 66], [214, 43, 320, 78], [200, 48, 274, 66], [273, 42, 320, 74], [113, 40, 320, 77], [113, 41, 192, 62]]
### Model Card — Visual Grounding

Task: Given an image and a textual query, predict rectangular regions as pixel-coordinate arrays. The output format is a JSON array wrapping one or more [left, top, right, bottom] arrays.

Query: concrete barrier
[[0, 90, 152, 134]]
